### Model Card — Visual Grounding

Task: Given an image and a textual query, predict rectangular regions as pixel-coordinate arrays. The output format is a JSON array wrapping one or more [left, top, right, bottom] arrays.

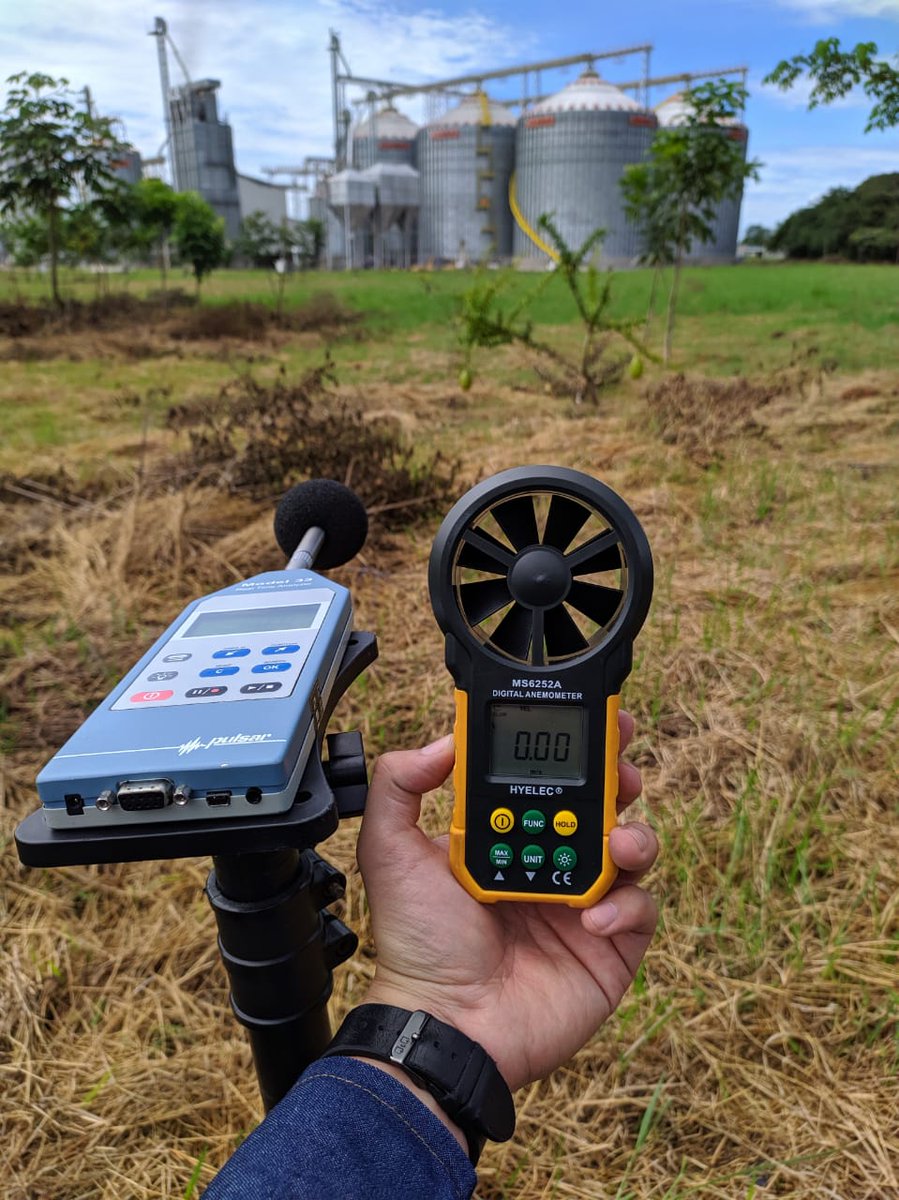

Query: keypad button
[[240, 681, 283, 694], [521, 808, 546, 834], [520, 844, 546, 870], [552, 845, 578, 871], [163, 652, 191, 663], [252, 661, 291, 674], [148, 671, 178, 682], [553, 810, 578, 837], [489, 843, 514, 869], [489, 807, 514, 834], [262, 643, 301, 655], [130, 690, 173, 703], [200, 666, 240, 677], [186, 686, 228, 698], [213, 647, 251, 659]]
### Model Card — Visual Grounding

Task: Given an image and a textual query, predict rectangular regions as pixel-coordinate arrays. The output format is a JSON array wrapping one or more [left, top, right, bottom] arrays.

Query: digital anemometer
[[36, 480, 370, 830], [429, 466, 653, 908]]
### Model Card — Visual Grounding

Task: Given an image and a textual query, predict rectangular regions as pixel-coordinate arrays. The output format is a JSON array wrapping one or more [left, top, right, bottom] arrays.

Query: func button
[[553, 810, 578, 836], [489, 807, 514, 834], [521, 809, 546, 834]]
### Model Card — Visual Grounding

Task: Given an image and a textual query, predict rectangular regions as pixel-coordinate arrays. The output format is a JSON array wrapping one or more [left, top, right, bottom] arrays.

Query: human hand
[[356, 712, 658, 1093]]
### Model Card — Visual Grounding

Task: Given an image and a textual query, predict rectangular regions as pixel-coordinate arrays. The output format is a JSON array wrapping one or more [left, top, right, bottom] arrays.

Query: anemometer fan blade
[[491, 602, 533, 660], [544, 604, 589, 657], [460, 578, 512, 625], [458, 528, 514, 574], [543, 495, 590, 552], [567, 581, 622, 627], [566, 531, 622, 576], [492, 496, 540, 551]]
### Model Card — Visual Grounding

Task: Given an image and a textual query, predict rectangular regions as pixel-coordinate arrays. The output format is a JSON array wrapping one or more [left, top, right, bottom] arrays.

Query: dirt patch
[[643, 373, 780, 464]]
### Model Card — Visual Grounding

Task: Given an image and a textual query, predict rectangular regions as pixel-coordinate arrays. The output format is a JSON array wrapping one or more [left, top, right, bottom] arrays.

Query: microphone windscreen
[[274, 479, 369, 568]]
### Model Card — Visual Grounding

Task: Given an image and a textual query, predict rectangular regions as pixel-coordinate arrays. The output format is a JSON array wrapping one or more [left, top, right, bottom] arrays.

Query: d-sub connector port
[[205, 790, 232, 807], [116, 779, 174, 811]]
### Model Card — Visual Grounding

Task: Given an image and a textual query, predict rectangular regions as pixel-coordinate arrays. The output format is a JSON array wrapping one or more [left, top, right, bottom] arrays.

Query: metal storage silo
[[416, 93, 516, 265], [351, 104, 418, 169], [513, 68, 657, 268], [360, 163, 419, 267], [327, 169, 376, 269], [655, 92, 748, 263]]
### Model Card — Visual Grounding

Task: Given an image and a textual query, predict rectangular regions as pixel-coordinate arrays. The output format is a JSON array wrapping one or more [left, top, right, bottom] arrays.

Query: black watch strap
[[321, 1004, 515, 1164]]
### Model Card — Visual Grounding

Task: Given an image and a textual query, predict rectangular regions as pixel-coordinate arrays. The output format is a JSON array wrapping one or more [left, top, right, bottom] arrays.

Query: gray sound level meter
[[428, 466, 653, 908]]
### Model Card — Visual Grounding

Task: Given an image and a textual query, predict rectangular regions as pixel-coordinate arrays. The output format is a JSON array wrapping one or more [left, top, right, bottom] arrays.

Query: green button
[[521, 809, 546, 834], [520, 844, 546, 870], [489, 843, 514, 869], [552, 845, 578, 872]]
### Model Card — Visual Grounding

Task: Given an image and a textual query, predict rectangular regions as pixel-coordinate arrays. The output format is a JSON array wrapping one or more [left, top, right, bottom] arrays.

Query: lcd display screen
[[183, 604, 320, 638], [490, 704, 586, 781]]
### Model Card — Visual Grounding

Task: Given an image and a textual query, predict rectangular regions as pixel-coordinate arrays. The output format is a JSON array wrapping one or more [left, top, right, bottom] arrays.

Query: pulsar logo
[[178, 733, 277, 757]]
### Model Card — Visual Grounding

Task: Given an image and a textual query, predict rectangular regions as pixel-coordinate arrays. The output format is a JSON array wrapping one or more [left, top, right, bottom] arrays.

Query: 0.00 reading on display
[[490, 704, 586, 781]]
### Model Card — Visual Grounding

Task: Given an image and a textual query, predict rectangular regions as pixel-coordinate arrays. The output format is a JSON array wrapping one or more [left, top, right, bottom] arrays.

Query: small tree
[[0, 72, 125, 305], [236, 210, 278, 267], [172, 191, 226, 292], [134, 177, 179, 289], [621, 80, 760, 363], [765, 38, 899, 133]]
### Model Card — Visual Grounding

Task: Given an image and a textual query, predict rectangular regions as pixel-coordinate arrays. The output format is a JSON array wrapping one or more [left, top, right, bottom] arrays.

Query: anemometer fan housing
[[429, 467, 653, 669]]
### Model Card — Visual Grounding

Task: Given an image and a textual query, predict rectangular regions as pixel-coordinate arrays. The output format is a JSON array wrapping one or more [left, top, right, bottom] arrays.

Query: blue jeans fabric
[[203, 1056, 477, 1199]]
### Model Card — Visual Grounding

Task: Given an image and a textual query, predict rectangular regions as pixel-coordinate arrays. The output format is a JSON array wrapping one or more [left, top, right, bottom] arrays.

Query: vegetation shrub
[[644, 373, 779, 464], [165, 361, 460, 523]]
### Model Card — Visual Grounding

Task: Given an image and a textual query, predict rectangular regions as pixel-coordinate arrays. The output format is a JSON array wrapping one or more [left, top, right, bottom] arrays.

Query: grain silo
[[360, 163, 419, 266], [655, 92, 748, 263], [351, 104, 418, 169], [169, 79, 241, 240], [416, 93, 516, 265], [327, 168, 376, 268], [513, 68, 657, 268]]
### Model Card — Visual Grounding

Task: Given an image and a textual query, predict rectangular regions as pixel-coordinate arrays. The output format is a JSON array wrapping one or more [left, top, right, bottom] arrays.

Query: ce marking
[[552, 870, 573, 887]]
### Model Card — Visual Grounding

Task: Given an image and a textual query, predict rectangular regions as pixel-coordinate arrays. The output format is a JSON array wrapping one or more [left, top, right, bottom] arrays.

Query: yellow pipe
[[508, 172, 559, 262], [477, 89, 491, 126]]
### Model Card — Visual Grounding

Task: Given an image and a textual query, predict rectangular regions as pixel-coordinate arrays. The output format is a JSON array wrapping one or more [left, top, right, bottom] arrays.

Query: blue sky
[[3, 0, 898, 233]]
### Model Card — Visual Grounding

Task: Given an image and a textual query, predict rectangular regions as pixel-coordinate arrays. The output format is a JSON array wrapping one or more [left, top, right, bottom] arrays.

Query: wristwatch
[[321, 1003, 516, 1164]]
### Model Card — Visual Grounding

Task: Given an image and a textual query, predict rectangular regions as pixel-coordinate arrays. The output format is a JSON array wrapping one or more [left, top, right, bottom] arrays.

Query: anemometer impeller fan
[[427, 467, 642, 671]]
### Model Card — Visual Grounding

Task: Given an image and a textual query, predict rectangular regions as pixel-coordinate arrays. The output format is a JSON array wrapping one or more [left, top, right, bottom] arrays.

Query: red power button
[[130, 690, 174, 703]]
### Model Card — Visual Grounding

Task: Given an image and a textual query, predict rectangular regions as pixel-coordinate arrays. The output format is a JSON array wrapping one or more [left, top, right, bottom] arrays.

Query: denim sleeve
[[202, 1055, 477, 1200]]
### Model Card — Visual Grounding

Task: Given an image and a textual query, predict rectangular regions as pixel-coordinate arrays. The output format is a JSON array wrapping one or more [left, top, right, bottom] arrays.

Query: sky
[[2, 0, 898, 235]]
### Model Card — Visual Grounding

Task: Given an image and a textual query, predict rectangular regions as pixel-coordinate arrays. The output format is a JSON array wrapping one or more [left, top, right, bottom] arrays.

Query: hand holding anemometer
[[429, 466, 653, 908]]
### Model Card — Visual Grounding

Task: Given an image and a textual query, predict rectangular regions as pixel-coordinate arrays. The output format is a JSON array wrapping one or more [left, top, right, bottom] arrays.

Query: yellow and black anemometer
[[429, 466, 653, 908]]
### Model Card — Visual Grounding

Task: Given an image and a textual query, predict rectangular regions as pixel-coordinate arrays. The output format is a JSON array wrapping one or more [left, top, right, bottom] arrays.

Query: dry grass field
[[1, 269, 897, 1199]]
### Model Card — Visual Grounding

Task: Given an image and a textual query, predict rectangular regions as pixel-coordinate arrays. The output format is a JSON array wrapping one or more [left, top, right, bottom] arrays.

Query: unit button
[[553, 810, 578, 836], [252, 661, 291, 674], [520, 844, 546, 870], [148, 671, 178, 682], [521, 808, 546, 834], [200, 666, 240, 678], [262, 643, 301, 655], [489, 807, 514, 834], [163, 653, 191, 663], [130, 690, 173, 703], [489, 843, 514, 869], [186, 686, 227, 698], [213, 647, 251, 659], [240, 681, 283, 694]]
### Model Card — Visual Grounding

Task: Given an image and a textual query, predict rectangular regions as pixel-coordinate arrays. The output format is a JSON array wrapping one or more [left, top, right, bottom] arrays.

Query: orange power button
[[490, 807, 515, 834]]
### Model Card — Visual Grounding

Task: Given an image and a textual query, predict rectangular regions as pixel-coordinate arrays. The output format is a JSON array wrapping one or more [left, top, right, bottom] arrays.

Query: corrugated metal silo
[[351, 104, 418, 169], [513, 68, 657, 268], [655, 92, 748, 263], [416, 93, 516, 264], [309, 180, 346, 270]]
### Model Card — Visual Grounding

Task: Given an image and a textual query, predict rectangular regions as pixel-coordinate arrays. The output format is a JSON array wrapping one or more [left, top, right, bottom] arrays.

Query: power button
[[489, 807, 515, 834]]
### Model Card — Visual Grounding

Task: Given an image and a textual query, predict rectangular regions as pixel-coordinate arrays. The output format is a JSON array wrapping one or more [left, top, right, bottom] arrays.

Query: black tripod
[[15, 629, 376, 1112]]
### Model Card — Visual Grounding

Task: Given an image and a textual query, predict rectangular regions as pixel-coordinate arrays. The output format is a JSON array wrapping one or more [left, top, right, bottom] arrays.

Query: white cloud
[[0, 1, 535, 175], [741, 142, 899, 229], [773, 0, 899, 18]]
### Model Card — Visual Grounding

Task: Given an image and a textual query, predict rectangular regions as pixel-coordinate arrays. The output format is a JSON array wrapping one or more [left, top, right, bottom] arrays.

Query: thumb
[[359, 735, 455, 853]]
